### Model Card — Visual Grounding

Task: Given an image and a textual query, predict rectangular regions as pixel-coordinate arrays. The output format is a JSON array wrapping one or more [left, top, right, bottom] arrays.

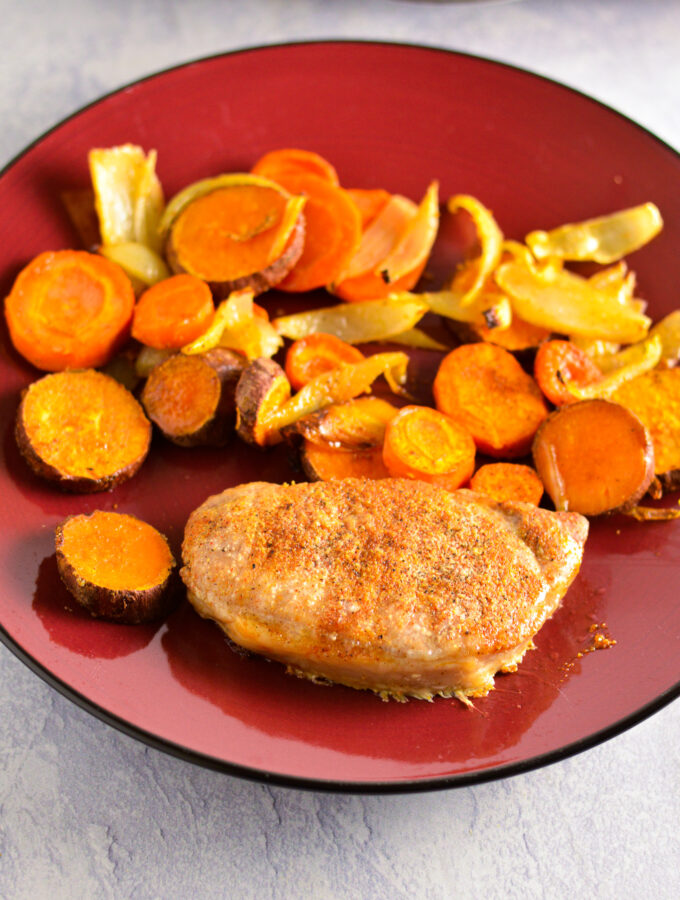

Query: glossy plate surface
[[1, 42, 679, 792]]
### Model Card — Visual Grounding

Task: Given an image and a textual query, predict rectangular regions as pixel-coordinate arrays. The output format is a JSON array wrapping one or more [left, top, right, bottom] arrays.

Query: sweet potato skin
[[166, 212, 306, 300], [15, 370, 151, 493], [235, 357, 291, 446], [55, 515, 176, 624], [141, 348, 246, 447]]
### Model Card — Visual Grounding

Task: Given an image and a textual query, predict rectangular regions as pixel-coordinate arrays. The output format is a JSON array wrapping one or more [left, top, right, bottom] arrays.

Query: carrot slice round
[[382, 405, 476, 490], [251, 148, 340, 185], [270, 173, 362, 292], [534, 339, 602, 406], [284, 333, 365, 391], [470, 463, 544, 506], [5, 250, 135, 371], [132, 274, 214, 349], [532, 398, 655, 515], [433, 343, 548, 458], [345, 188, 392, 227]]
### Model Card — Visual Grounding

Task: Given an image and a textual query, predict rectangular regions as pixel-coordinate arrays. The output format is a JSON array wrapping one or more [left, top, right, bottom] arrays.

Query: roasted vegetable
[[235, 358, 293, 447], [611, 367, 680, 490], [301, 442, 390, 481], [89, 144, 165, 252], [163, 174, 306, 297], [141, 348, 245, 447], [181, 289, 281, 360], [495, 260, 652, 343], [285, 334, 364, 391], [447, 194, 504, 306], [5, 250, 135, 371], [269, 172, 363, 292], [251, 147, 340, 185], [56, 511, 176, 624], [273, 296, 428, 345], [286, 397, 398, 449], [525, 203, 662, 264], [532, 399, 655, 515], [434, 343, 548, 458], [16, 370, 151, 492], [132, 274, 215, 350], [533, 340, 603, 406], [470, 463, 544, 506], [382, 405, 476, 490], [331, 182, 439, 301]]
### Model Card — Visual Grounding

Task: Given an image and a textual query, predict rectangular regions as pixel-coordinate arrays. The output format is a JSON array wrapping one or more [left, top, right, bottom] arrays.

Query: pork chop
[[180, 478, 588, 701]]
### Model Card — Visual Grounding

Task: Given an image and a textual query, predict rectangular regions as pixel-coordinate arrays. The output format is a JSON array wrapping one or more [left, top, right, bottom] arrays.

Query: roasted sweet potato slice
[[56, 511, 176, 624], [532, 398, 655, 516], [235, 358, 292, 447], [15, 369, 151, 492], [164, 177, 305, 298], [611, 367, 680, 491], [141, 348, 245, 447], [300, 442, 390, 481]]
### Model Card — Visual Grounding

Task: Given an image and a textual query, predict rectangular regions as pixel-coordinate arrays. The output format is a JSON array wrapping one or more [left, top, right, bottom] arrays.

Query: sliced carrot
[[532, 399, 655, 515], [273, 173, 363, 292], [382, 405, 476, 490], [5, 250, 135, 372], [345, 188, 392, 227], [301, 441, 390, 481], [331, 262, 428, 303], [534, 339, 603, 406], [331, 182, 439, 302], [433, 343, 548, 458], [473, 313, 550, 352], [470, 463, 544, 506], [251, 148, 339, 185], [131, 274, 214, 350], [285, 333, 365, 391]]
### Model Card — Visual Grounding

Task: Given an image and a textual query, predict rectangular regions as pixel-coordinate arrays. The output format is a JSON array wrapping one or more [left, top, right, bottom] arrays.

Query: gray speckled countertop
[[1, 1, 679, 898]]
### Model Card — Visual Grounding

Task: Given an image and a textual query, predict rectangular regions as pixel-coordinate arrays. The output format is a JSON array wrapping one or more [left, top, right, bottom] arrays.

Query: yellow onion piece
[[266, 194, 307, 264], [526, 202, 662, 264], [495, 260, 651, 343], [378, 181, 439, 283], [265, 352, 410, 433], [381, 328, 450, 351], [335, 195, 417, 283], [567, 334, 662, 399], [648, 310, 680, 367], [98, 241, 170, 287], [89, 145, 165, 252], [273, 297, 428, 345], [410, 288, 512, 330], [446, 194, 504, 306], [182, 289, 282, 360]]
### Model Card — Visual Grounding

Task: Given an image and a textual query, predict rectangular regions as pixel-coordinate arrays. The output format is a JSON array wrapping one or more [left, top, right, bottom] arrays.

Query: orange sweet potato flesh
[[166, 184, 305, 298], [532, 398, 655, 516], [434, 343, 548, 458], [56, 511, 176, 623], [301, 441, 391, 481], [235, 357, 292, 446], [141, 348, 245, 447], [16, 369, 151, 492], [470, 463, 544, 506], [611, 367, 680, 491]]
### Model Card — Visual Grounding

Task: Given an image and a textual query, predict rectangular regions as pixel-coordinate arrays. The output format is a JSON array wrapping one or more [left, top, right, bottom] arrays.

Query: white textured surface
[[1, 1, 679, 897]]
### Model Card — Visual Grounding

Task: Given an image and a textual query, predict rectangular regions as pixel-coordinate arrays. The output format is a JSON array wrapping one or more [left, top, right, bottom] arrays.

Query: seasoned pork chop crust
[[181, 479, 588, 700]]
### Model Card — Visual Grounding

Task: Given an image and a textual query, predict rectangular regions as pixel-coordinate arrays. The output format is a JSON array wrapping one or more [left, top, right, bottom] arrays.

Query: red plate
[[1, 42, 679, 792]]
